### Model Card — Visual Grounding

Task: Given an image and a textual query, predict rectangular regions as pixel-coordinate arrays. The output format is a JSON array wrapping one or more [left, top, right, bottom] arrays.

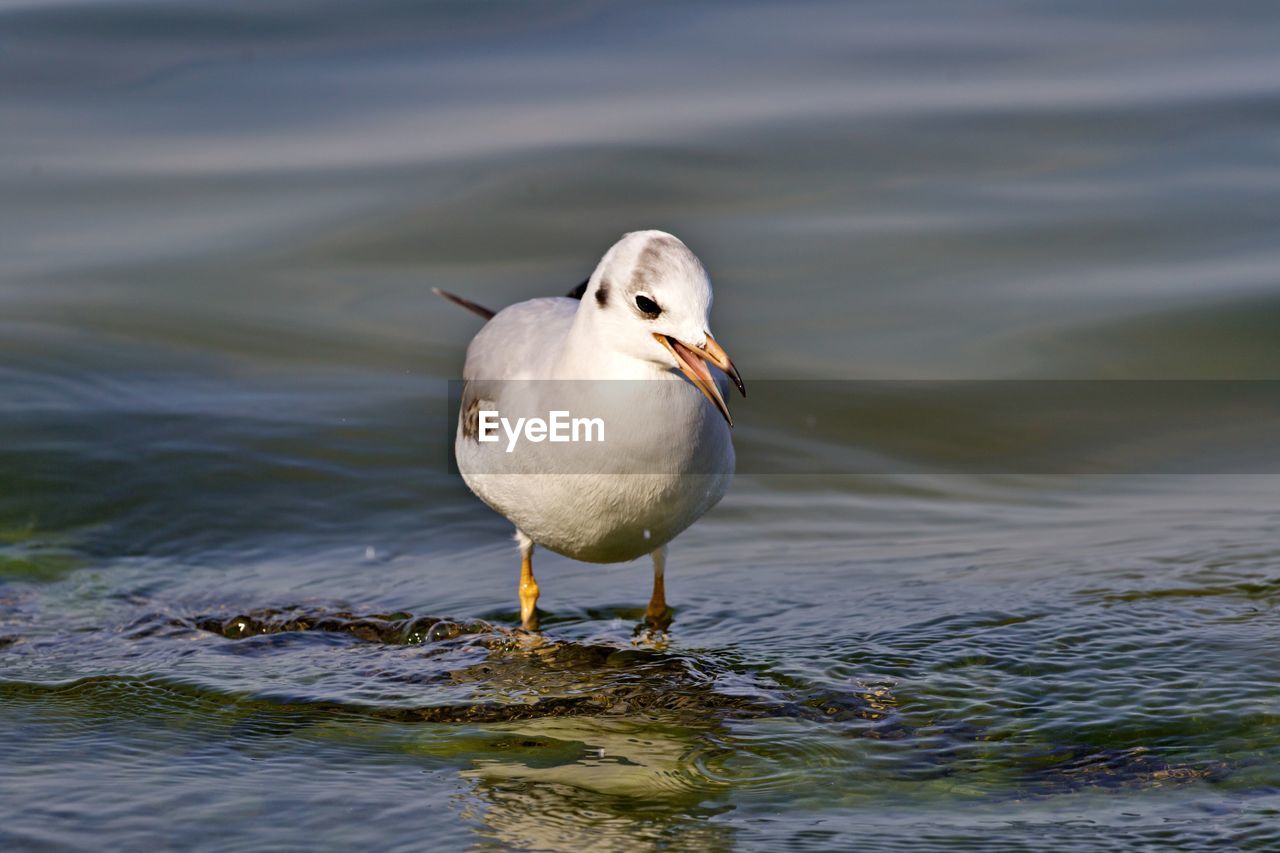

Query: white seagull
[[435, 230, 745, 631]]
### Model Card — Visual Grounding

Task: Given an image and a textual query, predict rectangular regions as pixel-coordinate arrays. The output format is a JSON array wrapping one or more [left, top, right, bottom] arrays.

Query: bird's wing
[[462, 297, 577, 382], [456, 297, 578, 448], [433, 287, 495, 320], [443, 284, 582, 443], [437, 273, 589, 320]]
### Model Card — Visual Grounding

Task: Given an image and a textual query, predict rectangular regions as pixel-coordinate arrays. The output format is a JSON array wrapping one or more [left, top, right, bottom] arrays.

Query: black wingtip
[[566, 278, 590, 300], [432, 288, 496, 321]]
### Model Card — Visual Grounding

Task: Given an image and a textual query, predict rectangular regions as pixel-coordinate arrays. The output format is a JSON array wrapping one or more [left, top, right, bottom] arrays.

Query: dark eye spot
[[634, 294, 661, 318]]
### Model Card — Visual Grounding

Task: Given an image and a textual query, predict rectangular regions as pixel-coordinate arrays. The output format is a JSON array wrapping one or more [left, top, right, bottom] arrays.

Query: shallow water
[[4, 0, 1280, 848]]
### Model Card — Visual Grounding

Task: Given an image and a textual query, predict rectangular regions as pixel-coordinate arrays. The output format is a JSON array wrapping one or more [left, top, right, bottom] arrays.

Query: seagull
[[435, 230, 745, 631]]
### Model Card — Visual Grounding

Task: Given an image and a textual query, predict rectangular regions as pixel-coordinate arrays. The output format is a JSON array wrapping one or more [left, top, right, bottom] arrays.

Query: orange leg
[[518, 534, 539, 631], [643, 545, 673, 629]]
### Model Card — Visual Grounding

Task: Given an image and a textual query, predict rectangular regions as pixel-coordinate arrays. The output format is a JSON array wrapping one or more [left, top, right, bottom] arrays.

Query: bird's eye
[[634, 294, 661, 318]]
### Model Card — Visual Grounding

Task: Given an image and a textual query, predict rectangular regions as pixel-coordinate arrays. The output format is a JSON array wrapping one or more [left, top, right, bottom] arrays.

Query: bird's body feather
[[455, 296, 733, 563]]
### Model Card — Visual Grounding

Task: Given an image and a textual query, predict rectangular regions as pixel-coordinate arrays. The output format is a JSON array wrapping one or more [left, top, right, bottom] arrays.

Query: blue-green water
[[3, 1, 1280, 848]]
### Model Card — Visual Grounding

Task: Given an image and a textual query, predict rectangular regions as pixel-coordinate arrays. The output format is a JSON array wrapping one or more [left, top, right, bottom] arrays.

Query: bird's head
[[581, 230, 745, 425]]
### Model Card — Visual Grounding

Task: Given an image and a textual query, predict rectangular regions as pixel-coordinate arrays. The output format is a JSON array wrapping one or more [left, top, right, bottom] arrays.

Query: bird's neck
[[554, 313, 669, 382]]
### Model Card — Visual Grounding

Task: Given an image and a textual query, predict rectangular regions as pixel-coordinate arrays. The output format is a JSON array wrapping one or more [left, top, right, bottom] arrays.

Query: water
[[3, 0, 1280, 848]]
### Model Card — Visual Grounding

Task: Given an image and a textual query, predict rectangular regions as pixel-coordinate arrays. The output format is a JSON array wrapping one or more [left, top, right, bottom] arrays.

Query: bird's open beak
[[654, 332, 746, 427]]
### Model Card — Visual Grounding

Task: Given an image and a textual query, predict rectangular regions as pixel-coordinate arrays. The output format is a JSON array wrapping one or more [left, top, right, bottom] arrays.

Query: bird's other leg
[[516, 530, 540, 631], [643, 544, 673, 630]]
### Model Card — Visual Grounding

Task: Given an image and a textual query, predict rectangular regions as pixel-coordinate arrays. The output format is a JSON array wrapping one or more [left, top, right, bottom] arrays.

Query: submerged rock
[[184, 605, 889, 727]]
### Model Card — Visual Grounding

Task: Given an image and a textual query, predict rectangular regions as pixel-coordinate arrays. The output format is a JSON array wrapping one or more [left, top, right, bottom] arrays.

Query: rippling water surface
[[4, 1, 1280, 848]]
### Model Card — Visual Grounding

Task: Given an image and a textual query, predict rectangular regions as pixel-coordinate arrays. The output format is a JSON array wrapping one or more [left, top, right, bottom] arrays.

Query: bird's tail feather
[[432, 288, 496, 320]]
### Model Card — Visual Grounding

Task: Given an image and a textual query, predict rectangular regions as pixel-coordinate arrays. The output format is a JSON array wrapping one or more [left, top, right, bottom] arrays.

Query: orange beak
[[654, 332, 746, 426]]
